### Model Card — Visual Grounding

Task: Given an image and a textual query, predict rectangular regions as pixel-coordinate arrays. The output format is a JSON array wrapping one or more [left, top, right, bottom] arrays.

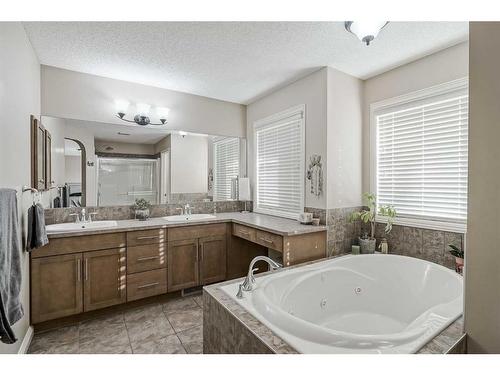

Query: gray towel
[[0, 189, 24, 344], [27, 203, 48, 251]]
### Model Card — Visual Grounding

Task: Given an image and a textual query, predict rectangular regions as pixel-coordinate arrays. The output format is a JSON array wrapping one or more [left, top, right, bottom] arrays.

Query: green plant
[[349, 193, 397, 239], [133, 198, 152, 211], [448, 244, 464, 259]]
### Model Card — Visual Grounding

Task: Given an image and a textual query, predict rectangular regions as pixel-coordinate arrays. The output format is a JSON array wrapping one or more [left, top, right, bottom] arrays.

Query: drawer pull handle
[[136, 235, 159, 240], [137, 256, 160, 262], [137, 282, 160, 290], [76, 259, 81, 282], [259, 237, 274, 244]]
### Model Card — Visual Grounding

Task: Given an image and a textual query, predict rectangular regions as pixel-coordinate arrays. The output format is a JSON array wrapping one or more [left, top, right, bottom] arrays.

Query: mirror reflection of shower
[[97, 157, 159, 206]]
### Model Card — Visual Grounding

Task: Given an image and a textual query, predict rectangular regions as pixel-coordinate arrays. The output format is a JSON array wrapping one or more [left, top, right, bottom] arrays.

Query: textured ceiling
[[24, 22, 468, 104]]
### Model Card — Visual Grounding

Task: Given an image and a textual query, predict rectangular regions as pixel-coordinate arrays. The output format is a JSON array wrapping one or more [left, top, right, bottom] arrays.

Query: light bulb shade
[[156, 106, 170, 119], [115, 99, 130, 114], [345, 21, 388, 45], [136, 103, 151, 116]]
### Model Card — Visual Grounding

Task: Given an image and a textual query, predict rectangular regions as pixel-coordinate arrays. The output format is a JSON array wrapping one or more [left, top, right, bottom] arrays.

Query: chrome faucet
[[238, 256, 282, 297], [184, 203, 192, 215], [69, 208, 97, 223]]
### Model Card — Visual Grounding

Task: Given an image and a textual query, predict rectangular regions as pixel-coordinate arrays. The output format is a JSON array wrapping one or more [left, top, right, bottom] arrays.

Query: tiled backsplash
[[44, 201, 252, 225], [304, 206, 463, 270]]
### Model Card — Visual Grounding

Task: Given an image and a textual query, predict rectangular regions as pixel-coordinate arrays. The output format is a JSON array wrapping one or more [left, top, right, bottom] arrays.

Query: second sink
[[163, 214, 217, 222]]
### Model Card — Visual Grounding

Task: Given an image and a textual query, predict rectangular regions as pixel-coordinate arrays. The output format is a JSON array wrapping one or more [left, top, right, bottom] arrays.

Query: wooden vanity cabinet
[[31, 253, 83, 324], [83, 248, 127, 312], [167, 224, 227, 292], [167, 238, 200, 291]]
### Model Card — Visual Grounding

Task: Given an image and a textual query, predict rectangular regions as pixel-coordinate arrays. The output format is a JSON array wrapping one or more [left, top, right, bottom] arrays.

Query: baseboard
[[17, 325, 34, 354]]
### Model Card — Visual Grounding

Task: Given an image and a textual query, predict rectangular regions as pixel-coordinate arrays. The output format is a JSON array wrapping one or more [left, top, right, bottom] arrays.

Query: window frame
[[370, 77, 468, 233], [253, 104, 306, 220]]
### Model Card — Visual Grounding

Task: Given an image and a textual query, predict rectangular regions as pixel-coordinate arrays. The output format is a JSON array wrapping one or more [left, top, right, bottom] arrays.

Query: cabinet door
[[31, 253, 83, 324], [199, 235, 226, 285], [83, 248, 127, 312], [167, 239, 199, 291]]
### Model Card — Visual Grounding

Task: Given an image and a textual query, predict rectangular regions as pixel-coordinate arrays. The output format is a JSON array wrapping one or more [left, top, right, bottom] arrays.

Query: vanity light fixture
[[345, 21, 388, 45], [115, 100, 170, 126]]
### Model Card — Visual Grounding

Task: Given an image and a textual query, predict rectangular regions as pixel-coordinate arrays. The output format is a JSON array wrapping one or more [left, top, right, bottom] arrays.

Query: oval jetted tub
[[221, 254, 463, 353]]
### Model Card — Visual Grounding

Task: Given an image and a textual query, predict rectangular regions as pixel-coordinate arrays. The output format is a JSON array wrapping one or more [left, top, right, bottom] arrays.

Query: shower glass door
[[97, 157, 159, 206]]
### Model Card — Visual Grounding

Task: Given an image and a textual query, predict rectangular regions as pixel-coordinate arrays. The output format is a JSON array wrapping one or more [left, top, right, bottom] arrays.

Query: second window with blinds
[[213, 137, 240, 201], [254, 105, 305, 219], [371, 78, 468, 232]]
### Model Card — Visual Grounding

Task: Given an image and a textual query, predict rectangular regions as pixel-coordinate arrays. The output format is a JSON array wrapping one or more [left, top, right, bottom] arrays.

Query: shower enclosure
[[97, 157, 159, 206]]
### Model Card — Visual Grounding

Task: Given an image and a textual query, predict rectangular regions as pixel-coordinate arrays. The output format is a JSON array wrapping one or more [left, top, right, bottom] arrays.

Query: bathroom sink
[[46, 220, 118, 233], [163, 214, 217, 222]]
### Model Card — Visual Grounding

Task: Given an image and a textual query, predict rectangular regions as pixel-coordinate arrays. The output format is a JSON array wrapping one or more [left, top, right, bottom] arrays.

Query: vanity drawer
[[127, 243, 167, 274], [127, 268, 168, 302], [232, 223, 256, 242], [255, 229, 283, 252], [126, 228, 166, 246], [168, 223, 226, 241]]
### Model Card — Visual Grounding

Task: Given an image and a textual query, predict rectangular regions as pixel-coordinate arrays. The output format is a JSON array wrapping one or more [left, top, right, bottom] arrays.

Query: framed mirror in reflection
[[40, 115, 247, 209]]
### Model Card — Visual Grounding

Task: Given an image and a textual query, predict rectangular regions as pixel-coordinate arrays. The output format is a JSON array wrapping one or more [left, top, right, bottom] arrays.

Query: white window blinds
[[254, 106, 305, 219], [213, 137, 240, 201], [375, 86, 468, 227]]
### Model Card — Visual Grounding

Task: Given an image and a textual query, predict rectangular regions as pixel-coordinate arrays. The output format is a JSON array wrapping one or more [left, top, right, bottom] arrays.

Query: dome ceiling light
[[345, 21, 388, 46]]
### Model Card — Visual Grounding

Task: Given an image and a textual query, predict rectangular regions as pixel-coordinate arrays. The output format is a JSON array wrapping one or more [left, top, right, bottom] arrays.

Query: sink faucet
[[238, 256, 282, 297], [69, 208, 97, 223], [184, 203, 192, 215]]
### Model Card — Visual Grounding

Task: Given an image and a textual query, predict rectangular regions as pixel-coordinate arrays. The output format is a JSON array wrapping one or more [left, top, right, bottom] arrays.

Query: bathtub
[[220, 254, 463, 354]]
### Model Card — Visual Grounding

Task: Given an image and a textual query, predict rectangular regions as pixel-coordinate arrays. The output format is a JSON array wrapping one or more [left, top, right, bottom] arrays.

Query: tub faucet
[[241, 256, 282, 292]]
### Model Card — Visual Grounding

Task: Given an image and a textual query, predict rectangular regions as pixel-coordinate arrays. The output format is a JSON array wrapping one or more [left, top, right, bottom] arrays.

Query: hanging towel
[[27, 203, 48, 251], [0, 188, 24, 344]]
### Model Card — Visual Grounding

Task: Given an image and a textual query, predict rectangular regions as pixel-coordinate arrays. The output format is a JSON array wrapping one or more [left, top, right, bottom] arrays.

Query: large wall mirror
[[40, 115, 246, 209]]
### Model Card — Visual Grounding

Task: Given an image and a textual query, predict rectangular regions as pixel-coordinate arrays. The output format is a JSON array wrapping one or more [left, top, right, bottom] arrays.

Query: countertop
[[46, 212, 327, 239]]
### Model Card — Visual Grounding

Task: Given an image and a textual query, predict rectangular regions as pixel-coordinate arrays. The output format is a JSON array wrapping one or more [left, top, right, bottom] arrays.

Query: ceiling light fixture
[[115, 100, 170, 126], [344, 21, 388, 46]]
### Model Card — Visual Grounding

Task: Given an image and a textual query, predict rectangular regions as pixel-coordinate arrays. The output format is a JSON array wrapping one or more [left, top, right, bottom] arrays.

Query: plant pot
[[455, 257, 464, 274], [359, 237, 376, 254], [135, 208, 150, 221]]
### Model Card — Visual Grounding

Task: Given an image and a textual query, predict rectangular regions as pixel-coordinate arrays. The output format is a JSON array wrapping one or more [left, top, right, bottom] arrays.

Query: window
[[213, 137, 240, 201], [254, 105, 305, 219], [371, 78, 468, 232]]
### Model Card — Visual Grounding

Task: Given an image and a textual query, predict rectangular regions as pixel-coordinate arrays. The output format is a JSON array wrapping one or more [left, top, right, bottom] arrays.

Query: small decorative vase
[[359, 237, 377, 254], [135, 208, 150, 221]]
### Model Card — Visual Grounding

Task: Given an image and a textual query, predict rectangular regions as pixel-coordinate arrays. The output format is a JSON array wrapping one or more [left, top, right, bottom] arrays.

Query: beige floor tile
[[162, 296, 198, 314], [177, 325, 203, 354], [167, 306, 203, 333], [131, 334, 187, 354], [28, 325, 79, 354], [124, 303, 175, 343]]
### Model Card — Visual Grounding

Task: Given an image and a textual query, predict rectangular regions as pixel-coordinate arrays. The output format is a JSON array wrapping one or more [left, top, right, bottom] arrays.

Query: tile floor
[[28, 295, 204, 354]]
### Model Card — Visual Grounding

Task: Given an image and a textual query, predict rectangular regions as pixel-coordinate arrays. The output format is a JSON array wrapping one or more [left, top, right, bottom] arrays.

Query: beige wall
[[94, 140, 155, 155], [465, 22, 500, 353], [247, 68, 328, 209], [326, 67, 363, 209], [170, 133, 208, 194], [362, 42, 469, 192], [41, 66, 246, 138], [0, 22, 40, 353]]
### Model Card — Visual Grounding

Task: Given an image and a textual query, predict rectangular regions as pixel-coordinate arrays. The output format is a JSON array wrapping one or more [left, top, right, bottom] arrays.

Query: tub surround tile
[[203, 256, 464, 354], [326, 207, 363, 257]]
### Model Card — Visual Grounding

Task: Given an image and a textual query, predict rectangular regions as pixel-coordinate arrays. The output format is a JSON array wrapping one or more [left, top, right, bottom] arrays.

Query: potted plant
[[350, 193, 396, 254], [133, 198, 152, 221], [448, 244, 464, 274]]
